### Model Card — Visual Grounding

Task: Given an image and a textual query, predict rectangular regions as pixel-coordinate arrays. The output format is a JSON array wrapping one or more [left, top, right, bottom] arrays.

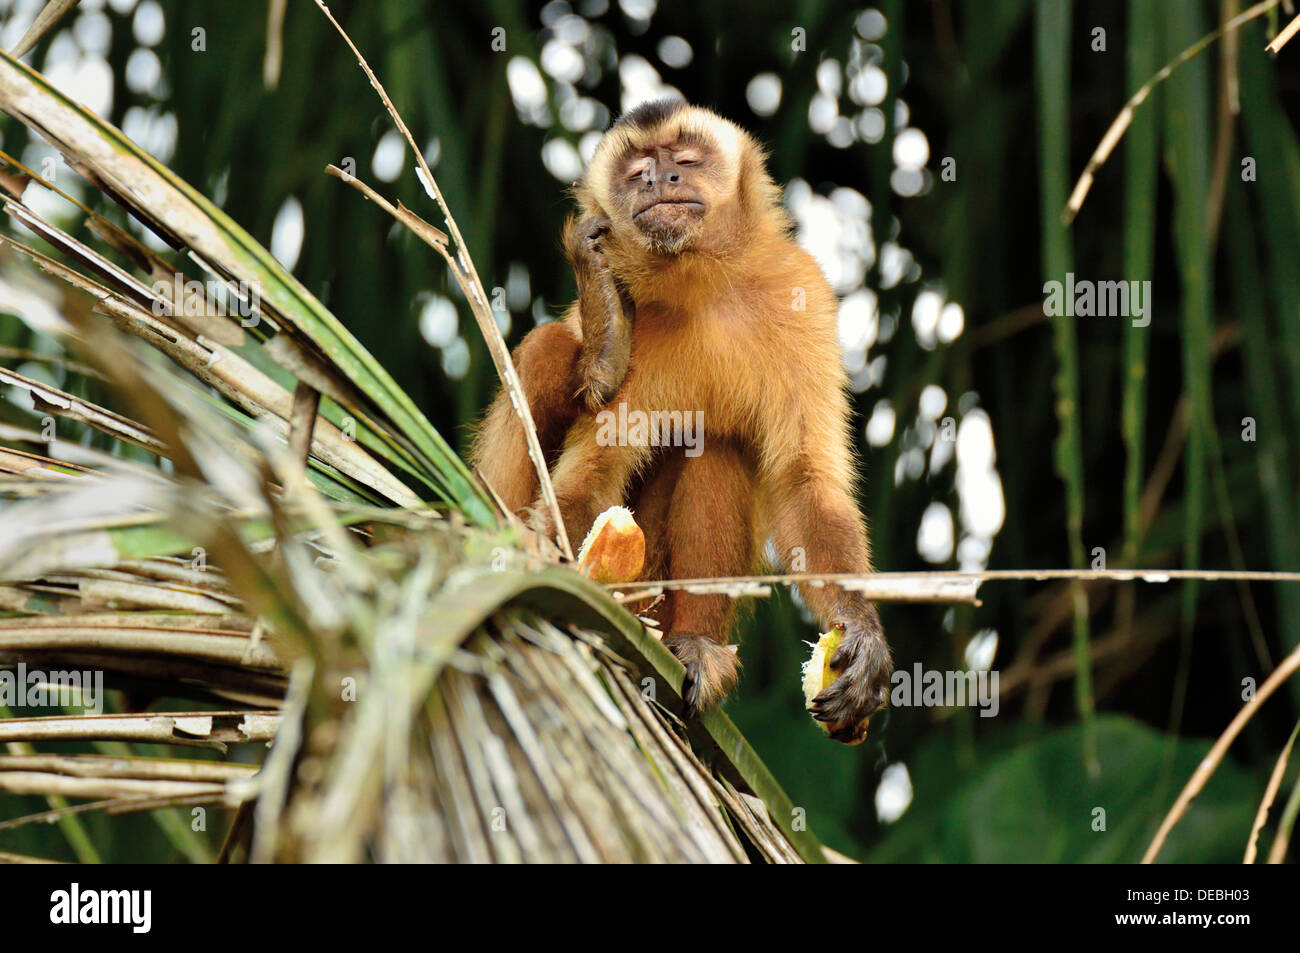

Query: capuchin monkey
[[472, 99, 890, 740]]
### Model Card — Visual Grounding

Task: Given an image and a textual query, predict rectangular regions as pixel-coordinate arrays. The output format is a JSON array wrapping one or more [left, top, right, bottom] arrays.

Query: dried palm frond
[[0, 47, 824, 864]]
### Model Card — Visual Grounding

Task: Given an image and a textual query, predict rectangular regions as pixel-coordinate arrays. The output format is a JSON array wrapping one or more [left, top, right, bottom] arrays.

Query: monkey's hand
[[809, 599, 891, 742], [564, 215, 634, 410]]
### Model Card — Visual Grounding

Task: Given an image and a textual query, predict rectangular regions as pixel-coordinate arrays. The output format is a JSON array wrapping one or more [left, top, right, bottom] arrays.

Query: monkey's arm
[[763, 396, 891, 740], [563, 215, 634, 409], [472, 215, 630, 517], [470, 321, 583, 517]]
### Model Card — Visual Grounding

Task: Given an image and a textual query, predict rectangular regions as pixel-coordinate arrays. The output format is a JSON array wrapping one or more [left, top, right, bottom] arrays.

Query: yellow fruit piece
[[801, 625, 870, 745], [801, 625, 843, 709], [576, 506, 645, 584]]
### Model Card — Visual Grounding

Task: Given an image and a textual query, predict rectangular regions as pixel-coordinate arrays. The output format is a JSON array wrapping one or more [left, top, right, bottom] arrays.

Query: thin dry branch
[[0, 753, 256, 782], [1143, 642, 1300, 863], [614, 572, 983, 605], [76, 578, 235, 614], [9, 0, 80, 59], [1266, 10, 1300, 51], [1064, 0, 1279, 224], [0, 626, 278, 666], [0, 850, 62, 863], [0, 344, 100, 379], [613, 567, 1300, 606], [0, 771, 224, 801], [1244, 719, 1300, 862], [1265, 777, 1300, 862], [313, 0, 572, 560], [0, 366, 164, 453], [0, 792, 224, 834], [1206, 0, 1243, 248], [0, 711, 280, 747]]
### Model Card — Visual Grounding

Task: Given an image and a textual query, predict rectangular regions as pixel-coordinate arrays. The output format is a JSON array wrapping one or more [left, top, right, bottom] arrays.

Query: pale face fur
[[577, 100, 784, 257]]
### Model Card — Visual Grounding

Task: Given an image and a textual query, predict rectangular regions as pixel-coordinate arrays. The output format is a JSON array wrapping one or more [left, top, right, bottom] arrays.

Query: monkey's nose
[[666, 171, 681, 184]]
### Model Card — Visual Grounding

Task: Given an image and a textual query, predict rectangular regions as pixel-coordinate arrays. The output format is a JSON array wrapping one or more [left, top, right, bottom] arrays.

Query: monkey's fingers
[[810, 625, 891, 736], [809, 673, 886, 729], [563, 215, 613, 262], [827, 601, 884, 670]]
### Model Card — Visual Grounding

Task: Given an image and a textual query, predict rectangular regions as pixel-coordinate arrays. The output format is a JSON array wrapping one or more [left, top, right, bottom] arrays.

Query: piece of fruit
[[575, 505, 645, 584], [801, 625, 870, 745]]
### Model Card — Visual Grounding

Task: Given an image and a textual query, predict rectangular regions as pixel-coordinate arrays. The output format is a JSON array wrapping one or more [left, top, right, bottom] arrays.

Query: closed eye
[[626, 159, 652, 181]]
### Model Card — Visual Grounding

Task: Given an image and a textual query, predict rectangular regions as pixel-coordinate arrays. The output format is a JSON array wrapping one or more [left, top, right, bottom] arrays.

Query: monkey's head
[[578, 98, 786, 258]]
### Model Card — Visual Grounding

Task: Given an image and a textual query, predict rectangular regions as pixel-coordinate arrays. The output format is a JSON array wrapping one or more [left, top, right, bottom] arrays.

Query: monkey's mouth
[[634, 199, 705, 219]]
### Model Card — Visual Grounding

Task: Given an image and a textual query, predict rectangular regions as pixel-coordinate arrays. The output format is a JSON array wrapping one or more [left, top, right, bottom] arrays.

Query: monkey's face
[[614, 142, 711, 255], [581, 101, 771, 261], [605, 139, 717, 254]]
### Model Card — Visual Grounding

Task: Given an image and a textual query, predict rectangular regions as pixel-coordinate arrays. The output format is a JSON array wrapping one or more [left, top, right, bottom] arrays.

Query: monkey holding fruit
[[472, 99, 890, 740]]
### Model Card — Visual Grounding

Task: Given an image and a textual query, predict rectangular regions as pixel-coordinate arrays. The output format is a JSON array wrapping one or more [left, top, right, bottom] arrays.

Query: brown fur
[[471, 321, 582, 513], [471, 100, 892, 725]]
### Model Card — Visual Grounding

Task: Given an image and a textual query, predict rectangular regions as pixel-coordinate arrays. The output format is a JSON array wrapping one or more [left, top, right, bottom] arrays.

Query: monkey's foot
[[809, 603, 891, 743], [662, 633, 739, 715]]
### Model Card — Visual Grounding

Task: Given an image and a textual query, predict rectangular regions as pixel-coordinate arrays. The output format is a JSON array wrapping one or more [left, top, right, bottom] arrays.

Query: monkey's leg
[[625, 452, 685, 627], [564, 216, 634, 409], [659, 441, 755, 714], [768, 477, 890, 740], [470, 321, 583, 517]]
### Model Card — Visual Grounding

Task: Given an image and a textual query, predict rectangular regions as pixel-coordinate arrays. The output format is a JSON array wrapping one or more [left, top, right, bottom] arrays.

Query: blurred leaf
[[1035, 0, 1095, 768], [871, 715, 1257, 862]]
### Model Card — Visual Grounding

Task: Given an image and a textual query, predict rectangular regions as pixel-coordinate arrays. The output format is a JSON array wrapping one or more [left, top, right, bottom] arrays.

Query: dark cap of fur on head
[[611, 97, 687, 133]]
